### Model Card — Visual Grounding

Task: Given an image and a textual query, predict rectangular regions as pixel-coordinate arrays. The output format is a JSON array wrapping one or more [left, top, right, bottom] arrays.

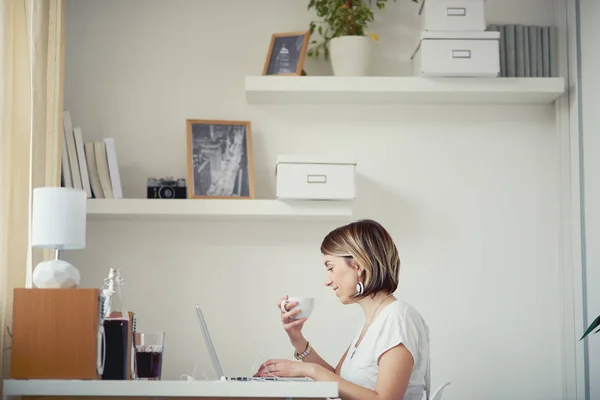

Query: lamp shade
[[31, 187, 87, 250]]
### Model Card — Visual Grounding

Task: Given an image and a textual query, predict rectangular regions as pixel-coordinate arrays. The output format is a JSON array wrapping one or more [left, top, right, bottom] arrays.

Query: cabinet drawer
[[412, 34, 500, 77], [420, 0, 486, 31]]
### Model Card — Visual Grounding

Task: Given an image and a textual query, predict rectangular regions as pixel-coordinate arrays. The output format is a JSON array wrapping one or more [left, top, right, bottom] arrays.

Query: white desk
[[2, 379, 339, 400]]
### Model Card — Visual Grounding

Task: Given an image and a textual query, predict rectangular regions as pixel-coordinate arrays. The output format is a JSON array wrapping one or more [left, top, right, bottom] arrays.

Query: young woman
[[254, 219, 431, 400]]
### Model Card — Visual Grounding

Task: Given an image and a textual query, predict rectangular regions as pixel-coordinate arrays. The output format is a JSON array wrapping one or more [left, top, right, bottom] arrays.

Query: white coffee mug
[[280, 297, 314, 320]]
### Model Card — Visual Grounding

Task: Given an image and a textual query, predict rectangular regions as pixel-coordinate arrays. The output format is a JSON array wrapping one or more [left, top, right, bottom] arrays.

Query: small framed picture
[[186, 119, 255, 199], [263, 30, 310, 76]]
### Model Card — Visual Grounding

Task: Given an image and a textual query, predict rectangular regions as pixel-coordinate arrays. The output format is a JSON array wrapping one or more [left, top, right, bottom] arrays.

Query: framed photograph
[[186, 120, 254, 199], [263, 30, 310, 76]]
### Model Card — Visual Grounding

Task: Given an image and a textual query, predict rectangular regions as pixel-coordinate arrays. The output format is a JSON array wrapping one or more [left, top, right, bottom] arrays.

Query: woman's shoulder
[[379, 299, 430, 337], [384, 298, 426, 318], [368, 298, 430, 364]]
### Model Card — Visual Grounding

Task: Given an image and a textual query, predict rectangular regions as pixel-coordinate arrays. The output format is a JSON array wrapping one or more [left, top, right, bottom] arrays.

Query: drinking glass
[[134, 331, 165, 380]]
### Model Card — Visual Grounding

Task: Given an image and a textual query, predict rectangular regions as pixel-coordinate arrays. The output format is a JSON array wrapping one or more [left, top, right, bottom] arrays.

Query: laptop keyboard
[[226, 376, 312, 381]]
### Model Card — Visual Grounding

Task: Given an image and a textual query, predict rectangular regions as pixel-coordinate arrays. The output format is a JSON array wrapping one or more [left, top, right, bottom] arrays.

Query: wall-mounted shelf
[[245, 76, 565, 105], [86, 198, 353, 221]]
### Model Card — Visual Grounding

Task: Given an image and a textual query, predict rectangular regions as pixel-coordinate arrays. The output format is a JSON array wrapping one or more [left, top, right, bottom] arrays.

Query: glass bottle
[[101, 268, 130, 380]]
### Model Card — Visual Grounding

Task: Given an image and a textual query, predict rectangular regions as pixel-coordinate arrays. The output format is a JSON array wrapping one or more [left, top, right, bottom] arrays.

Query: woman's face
[[323, 255, 360, 304]]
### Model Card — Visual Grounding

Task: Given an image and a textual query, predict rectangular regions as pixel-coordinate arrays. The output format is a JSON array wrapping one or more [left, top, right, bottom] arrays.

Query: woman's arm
[[255, 345, 351, 379], [291, 336, 336, 372], [307, 344, 414, 400]]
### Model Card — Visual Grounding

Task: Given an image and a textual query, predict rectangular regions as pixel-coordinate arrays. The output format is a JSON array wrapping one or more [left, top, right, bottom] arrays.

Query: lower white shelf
[[86, 198, 353, 221], [2, 379, 339, 398]]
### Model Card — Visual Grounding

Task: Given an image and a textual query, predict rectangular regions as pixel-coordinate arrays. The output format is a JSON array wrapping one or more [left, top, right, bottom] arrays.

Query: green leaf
[[580, 314, 600, 340], [306, 0, 400, 59]]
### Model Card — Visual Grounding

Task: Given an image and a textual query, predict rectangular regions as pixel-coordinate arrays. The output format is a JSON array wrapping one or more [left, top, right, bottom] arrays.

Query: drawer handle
[[447, 7, 466, 16], [452, 50, 471, 59], [307, 174, 327, 183]]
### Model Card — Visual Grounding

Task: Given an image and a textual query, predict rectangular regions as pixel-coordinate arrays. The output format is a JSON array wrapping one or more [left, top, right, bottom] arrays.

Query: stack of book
[[487, 24, 559, 78], [61, 110, 123, 199]]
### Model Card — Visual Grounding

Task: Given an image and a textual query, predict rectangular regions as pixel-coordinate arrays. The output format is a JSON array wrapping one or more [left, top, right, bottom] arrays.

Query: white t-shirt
[[339, 299, 431, 400]]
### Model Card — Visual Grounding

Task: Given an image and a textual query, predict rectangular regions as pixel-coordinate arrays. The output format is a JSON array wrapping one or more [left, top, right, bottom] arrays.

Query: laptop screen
[[195, 304, 225, 379]]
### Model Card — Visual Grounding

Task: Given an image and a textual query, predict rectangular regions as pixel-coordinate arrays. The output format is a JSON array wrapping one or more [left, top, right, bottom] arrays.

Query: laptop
[[195, 304, 311, 381]]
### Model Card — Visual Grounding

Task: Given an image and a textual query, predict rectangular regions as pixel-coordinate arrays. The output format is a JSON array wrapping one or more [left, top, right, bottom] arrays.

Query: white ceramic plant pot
[[329, 35, 372, 76]]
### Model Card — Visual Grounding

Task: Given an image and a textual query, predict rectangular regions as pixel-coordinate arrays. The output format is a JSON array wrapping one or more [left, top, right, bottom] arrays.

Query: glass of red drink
[[134, 331, 165, 380]]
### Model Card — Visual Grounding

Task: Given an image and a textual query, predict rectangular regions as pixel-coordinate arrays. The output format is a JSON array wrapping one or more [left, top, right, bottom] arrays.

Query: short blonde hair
[[320, 219, 400, 298]]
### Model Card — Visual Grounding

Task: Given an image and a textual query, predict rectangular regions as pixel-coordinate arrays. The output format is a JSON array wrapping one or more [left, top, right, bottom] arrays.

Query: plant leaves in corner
[[580, 314, 600, 340]]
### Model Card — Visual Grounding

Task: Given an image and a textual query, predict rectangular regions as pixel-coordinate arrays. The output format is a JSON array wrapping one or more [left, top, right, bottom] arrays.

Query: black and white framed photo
[[186, 120, 254, 199], [263, 30, 310, 76]]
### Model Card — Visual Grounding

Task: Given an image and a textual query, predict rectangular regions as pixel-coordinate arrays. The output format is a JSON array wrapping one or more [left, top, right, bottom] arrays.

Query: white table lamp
[[31, 187, 87, 288]]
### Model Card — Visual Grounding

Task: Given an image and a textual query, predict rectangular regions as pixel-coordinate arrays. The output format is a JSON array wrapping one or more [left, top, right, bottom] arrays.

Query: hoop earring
[[356, 282, 364, 295]]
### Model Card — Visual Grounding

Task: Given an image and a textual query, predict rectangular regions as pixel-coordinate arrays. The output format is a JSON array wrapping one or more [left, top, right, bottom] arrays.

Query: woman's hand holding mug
[[278, 295, 314, 348]]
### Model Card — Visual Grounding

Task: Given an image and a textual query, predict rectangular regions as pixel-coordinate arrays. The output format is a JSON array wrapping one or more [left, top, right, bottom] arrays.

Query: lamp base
[[33, 259, 81, 289]]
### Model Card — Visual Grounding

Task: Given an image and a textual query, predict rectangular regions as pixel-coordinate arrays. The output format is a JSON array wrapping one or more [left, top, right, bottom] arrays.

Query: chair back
[[430, 382, 451, 400]]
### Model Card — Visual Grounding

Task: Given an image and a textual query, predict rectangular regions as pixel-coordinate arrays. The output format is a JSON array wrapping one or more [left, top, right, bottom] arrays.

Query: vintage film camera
[[147, 177, 187, 199]]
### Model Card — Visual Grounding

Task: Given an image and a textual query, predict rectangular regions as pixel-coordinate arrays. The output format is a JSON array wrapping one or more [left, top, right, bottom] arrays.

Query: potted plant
[[581, 313, 600, 340], [307, 0, 418, 76]]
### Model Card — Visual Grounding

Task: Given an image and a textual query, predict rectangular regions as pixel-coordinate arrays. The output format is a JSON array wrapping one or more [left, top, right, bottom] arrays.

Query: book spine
[[505, 24, 516, 77]]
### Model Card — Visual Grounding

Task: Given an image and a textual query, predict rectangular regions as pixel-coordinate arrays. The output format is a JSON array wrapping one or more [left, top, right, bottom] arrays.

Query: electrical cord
[[179, 364, 208, 381]]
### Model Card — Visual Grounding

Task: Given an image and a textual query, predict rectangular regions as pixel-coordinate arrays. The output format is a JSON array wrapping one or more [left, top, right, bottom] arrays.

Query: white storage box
[[419, 0, 486, 31], [411, 31, 500, 77], [275, 155, 356, 200]]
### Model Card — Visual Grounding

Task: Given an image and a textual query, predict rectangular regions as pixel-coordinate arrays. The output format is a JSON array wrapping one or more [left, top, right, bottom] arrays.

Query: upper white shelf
[[245, 76, 566, 105], [2, 379, 339, 398], [86, 198, 353, 221]]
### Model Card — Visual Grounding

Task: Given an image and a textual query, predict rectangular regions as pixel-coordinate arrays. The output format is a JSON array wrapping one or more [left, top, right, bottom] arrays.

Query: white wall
[[575, 0, 600, 398], [63, 1, 565, 399]]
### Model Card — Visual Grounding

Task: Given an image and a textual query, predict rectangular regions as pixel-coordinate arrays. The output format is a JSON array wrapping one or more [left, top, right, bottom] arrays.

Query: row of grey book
[[488, 24, 558, 78]]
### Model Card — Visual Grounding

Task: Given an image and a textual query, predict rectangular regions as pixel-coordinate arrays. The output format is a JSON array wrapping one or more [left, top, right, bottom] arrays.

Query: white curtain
[[0, 0, 65, 387]]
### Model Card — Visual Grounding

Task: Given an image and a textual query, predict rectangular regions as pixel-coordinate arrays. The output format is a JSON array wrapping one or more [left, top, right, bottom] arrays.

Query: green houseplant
[[581, 313, 600, 340], [307, 0, 419, 76]]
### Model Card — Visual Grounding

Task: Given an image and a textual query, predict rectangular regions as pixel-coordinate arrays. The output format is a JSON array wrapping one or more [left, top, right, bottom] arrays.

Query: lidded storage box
[[419, 0, 487, 31], [411, 30, 500, 77], [276, 155, 356, 200]]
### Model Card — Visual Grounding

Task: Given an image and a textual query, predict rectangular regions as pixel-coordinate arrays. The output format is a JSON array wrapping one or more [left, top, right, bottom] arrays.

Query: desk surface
[[3, 379, 338, 398]]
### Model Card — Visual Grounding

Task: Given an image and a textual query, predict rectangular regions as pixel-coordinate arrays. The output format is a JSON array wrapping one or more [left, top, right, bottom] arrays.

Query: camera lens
[[158, 186, 175, 199]]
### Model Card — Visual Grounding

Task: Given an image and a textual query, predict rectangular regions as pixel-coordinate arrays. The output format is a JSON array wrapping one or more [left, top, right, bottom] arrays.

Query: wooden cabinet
[[10, 288, 105, 380]]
